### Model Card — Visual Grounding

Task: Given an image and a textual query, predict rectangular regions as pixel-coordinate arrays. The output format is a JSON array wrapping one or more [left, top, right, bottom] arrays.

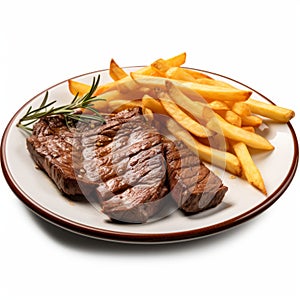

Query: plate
[[1, 67, 298, 244]]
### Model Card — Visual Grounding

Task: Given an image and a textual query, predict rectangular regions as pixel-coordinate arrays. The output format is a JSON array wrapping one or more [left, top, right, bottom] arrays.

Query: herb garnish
[[17, 75, 105, 132]]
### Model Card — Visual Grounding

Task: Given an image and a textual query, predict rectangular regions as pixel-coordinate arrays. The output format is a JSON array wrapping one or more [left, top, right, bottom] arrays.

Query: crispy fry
[[108, 100, 142, 112], [208, 100, 230, 111], [141, 94, 168, 115], [231, 102, 252, 117], [166, 119, 242, 176], [220, 110, 242, 127], [242, 126, 255, 133], [231, 141, 267, 194], [246, 98, 295, 123], [94, 81, 116, 95], [198, 135, 229, 152], [109, 59, 128, 81], [131, 73, 252, 102], [241, 115, 263, 127], [206, 114, 274, 150], [114, 76, 140, 94], [151, 58, 170, 76], [196, 78, 232, 88], [182, 68, 213, 79], [162, 80, 214, 122], [160, 98, 214, 138], [142, 106, 154, 122], [68, 80, 92, 97], [165, 67, 197, 82], [134, 52, 187, 76]]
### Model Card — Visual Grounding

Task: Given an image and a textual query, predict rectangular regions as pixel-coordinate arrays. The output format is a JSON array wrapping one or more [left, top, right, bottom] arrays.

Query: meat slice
[[26, 115, 97, 196], [88, 111, 168, 223], [26, 108, 168, 223], [164, 140, 228, 214], [26, 106, 227, 222]]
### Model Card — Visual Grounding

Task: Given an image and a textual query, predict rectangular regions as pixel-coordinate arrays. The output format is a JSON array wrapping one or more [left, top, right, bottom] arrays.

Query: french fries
[[68, 80, 91, 97], [231, 141, 267, 195], [207, 114, 274, 150], [109, 59, 128, 81], [141, 94, 168, 115], [131, 73, 252, 103], [67, 52, 295, 195], [160, 98, 213, 138], [246, 98, 295, 123]]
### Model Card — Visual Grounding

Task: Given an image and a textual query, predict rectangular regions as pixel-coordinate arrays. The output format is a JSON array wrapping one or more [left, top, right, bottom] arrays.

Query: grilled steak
[[26, 107, 228, 222], [81, 108, 168, 223], [27, 108, 168, 223], [26, 114, 97, 196], [164, 140, 228, 214]]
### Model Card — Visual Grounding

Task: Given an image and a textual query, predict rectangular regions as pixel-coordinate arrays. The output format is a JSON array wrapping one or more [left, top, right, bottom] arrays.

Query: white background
[[1, 1, 299, 299]]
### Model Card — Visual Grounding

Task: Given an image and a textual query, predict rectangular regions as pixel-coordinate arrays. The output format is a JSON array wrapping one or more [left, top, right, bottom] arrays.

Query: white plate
[[1, 67, 298, 243]]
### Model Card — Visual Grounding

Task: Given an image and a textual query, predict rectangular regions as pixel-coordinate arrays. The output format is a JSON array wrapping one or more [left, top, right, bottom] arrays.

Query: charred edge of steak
[[164, 140, 228, 214]]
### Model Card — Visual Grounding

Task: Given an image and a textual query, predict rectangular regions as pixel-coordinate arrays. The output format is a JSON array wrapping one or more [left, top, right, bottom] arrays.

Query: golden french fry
[[206, 114, 274, 150], [182, 68, 213, 79], [246, 98, 295, 123], [114, 76, 140, 94], [151, 58, 170, 76], [94, 81, 116, 95], [221, 110, 242, 127], [164, 52, 186, 67], [109, 59, 128, 81], [68, 80, 92, 97], [166, 119, 242, 176], [165, 67, 197, 82], [208, 100, 230, 111], [241, 115, 263, 127], [231, 102, 252, 117], [134, 52, 187, 75], [197, 135, 229, 152], [142, 95, 168, 115], [142, 106, 154, 122], [131, 73, 252, 103], [231, 141, 267, 195], [160, 99, 214, 138], [108, 100, 142, 112], [196, 78, 231, 88], [242, 126, 255, 133], [162, 80, 214, 123]]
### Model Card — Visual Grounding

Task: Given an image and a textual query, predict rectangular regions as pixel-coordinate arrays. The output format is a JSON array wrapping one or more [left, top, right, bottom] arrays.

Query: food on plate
[[164, 140, 228, 214], [230, 141, 267, 195], [17, 52, 295, 222], [24, 106, 228, 223]]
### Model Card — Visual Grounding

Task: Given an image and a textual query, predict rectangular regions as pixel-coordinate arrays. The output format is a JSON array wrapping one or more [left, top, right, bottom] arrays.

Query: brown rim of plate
[[1, 67, 299, 244]]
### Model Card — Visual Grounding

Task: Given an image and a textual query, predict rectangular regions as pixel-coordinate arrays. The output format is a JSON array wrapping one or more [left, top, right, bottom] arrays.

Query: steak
[[26, 107, 228, 222], [164, 140, 228, 214], [27, 108, 168, 223]]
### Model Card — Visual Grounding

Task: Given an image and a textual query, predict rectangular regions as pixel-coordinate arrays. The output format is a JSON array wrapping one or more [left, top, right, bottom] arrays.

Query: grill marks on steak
[[82, 110, 168, 223], [26, 115, 97, 195], [164, 141, 228, 214], [27, 108, 168, 223], [26, 107, 228, 223]]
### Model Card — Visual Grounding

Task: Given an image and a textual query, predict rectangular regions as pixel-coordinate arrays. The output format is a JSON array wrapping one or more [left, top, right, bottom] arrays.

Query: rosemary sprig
[[17, 75, 106, 132]]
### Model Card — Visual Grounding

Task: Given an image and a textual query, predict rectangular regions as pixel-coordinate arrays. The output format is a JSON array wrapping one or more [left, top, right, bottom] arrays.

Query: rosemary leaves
[[17, 75, 106, 132]]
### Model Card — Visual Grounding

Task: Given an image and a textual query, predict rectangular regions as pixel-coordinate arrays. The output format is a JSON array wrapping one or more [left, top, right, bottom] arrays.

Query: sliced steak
[[26, 108, 168, 223], [84, 110, 168, 223], [164, 140, 228, 214], [26, 115, 97, 196]]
